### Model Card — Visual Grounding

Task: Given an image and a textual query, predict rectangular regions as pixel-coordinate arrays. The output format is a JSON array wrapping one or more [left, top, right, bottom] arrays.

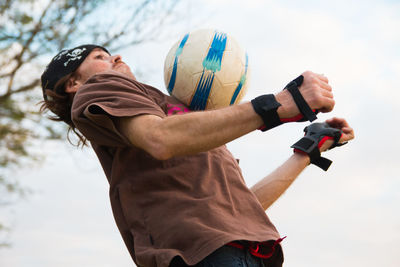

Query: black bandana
[[41, 44, 109, 100]]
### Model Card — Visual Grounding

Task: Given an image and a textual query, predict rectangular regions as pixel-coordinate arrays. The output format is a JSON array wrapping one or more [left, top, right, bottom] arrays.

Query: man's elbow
[[148, 144, 173, 161], [118, 117, 174, 161], [144, 134, 174, 161]]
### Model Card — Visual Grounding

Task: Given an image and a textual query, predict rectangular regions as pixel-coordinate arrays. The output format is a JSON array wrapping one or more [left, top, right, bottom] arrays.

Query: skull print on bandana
[[63, 48, 87, 67]]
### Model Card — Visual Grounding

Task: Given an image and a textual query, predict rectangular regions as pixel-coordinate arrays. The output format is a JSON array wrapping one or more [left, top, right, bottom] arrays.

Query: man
[[40, 44, 354, 267]]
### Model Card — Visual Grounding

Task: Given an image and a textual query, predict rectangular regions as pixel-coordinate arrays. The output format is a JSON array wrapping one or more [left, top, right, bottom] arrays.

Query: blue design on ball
[[202, 32, 227, 72], [167, 33, 189, 94], [230, 52, 248, 105], [190, 31, 227, 110]]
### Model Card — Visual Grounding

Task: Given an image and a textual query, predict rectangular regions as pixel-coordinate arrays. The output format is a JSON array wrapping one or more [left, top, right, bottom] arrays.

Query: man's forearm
[[117, 102, 264, 160], [251, 153, 310, 210], [157, 102, 263, 157]]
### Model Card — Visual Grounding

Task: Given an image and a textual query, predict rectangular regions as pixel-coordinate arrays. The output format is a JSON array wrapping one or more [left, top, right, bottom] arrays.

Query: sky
[[1, 0, 400, 266]]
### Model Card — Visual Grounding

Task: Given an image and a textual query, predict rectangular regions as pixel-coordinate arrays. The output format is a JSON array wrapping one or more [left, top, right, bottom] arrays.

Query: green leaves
[[20, 14, 33, 25]]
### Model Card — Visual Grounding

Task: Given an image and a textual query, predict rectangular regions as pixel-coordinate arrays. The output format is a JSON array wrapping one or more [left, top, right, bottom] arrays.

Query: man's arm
[[116, 71, 334, 160], [251, 117, 355, 210], [251, 153, 310, 210], [116, 102, 263, 160]]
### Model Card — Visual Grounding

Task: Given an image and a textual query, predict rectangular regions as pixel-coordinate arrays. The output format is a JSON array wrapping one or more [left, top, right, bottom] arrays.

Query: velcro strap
[[285, 76, 317, 122], [292, 137, 332, 171], [292, 137, 319, 156], [251, 94, 282, 131], [311, 157, 332, 171], [291, 122, 344, 171]]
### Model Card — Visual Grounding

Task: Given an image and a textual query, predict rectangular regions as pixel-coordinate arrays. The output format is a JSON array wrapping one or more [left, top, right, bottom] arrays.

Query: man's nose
[[111, 54, 122, 63]]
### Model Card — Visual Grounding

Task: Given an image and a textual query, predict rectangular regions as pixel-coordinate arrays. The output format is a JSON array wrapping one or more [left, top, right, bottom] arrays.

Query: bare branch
[[102, 0, 180, 50], [0, 34, 18, 42], [0, 0, 12, 15], [0, 79, 40, 102], [5, 1, 54, 95]]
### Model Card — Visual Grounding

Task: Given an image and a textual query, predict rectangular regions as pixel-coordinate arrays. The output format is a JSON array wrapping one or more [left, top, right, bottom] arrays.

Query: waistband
[[226, 237, 286, 259]]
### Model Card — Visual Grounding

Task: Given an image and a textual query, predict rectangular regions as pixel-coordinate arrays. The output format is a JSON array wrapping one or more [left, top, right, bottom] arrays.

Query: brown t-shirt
[[71, 71, 283, 267]]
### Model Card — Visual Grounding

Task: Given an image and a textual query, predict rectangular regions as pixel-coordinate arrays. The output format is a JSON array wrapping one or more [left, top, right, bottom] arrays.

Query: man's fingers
[[300, 71, 334, 112], [342, 126, 355, 141], [318, 97, 335, 112], [302, 71, 329, 84], [325, 118, 355, 142], [340, 132, 354, 143], [342, 126, 353, 134], [319, 80, 332, 92], [317, 73, 329, 83], [326, 117, 348, 128], [321, 89, 334, 99]]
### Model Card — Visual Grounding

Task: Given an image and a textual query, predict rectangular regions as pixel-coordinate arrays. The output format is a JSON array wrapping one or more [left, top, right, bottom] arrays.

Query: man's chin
[[114, 66, 136, 80], [122, 71, 136, 80]]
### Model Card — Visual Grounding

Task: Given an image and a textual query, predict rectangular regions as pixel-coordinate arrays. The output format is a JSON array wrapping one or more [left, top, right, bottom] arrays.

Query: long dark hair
[[39, 73, 88, 147]]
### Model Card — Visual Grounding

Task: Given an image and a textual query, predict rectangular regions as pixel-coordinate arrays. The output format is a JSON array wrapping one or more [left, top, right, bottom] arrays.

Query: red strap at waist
[[226, 236, 286, 259]]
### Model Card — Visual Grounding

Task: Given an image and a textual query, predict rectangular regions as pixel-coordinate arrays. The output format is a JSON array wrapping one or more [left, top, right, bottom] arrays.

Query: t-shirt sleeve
[[71, 72, 166, 147]]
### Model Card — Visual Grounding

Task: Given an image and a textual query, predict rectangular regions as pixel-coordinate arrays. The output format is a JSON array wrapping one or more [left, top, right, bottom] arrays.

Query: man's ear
[[65, 74, 82, 94]]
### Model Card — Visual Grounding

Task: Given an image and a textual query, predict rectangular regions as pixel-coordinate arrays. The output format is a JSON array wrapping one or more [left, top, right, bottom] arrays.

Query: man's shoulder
[[72, 70, 170, 116], [83, 70, 165, 95]]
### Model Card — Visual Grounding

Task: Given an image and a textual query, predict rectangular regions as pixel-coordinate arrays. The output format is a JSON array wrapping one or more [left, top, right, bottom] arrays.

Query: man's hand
[[291, 118, 354, 170], [319, 117, 355, 152], [275, 71, 335, 120]]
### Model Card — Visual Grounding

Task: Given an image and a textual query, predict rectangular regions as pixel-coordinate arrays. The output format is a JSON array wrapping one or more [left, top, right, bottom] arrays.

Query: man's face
[[67, 48, 136, 93]]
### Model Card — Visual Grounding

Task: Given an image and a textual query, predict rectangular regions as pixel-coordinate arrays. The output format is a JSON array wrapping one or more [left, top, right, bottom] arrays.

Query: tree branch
[[6, 1, 54, 94], [0, 79, 40, 102], [0, 0, 12, 15]]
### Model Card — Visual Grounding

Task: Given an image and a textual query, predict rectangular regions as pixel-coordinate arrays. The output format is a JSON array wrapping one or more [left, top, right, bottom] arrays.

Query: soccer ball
[[163, 29, 250, 110]]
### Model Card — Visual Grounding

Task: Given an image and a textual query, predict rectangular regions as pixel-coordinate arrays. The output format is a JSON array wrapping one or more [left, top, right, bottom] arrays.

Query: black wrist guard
[[251, 94, 282, 131], [284, 75, 318, 122], [291, 122, 346, 171], [253, 75, 319, 132]]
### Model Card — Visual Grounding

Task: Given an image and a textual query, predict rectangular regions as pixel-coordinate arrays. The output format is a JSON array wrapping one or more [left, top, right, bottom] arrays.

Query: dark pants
[[170, 245, 266, 267]]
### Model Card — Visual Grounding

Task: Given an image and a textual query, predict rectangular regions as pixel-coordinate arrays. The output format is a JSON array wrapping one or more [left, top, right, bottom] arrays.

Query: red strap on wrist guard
[[291, 122, 345, 171]]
